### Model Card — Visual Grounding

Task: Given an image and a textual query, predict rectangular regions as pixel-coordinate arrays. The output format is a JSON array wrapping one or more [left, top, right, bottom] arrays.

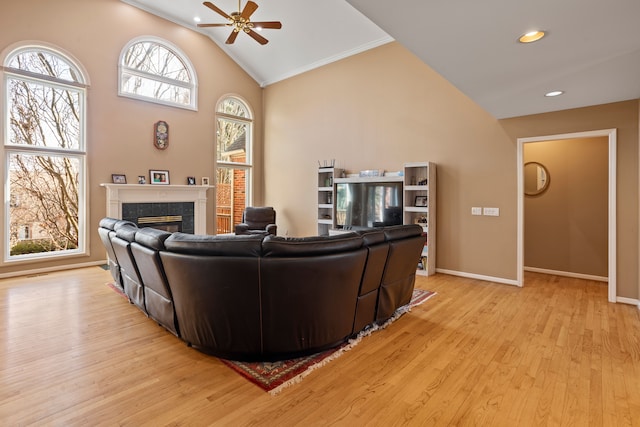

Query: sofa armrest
[[235, 223, 250, 234], [266, 224, 277, 235]]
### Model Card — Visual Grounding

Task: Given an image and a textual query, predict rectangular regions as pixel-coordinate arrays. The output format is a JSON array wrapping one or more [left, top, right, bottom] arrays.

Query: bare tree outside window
[[120, 39, 196, 109], [4, 47, 85, 258]]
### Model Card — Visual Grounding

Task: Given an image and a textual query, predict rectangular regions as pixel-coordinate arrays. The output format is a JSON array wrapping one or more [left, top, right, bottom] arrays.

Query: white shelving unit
[[403, 162, 436, 276], [317, 167, 342, 235]]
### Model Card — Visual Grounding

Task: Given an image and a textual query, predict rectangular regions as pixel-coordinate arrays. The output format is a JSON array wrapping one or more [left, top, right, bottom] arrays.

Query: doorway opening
[[517, 129, 617, 302]]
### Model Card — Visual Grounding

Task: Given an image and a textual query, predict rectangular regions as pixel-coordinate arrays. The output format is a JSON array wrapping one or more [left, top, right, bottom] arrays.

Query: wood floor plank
[[1, 267, 639, 425]]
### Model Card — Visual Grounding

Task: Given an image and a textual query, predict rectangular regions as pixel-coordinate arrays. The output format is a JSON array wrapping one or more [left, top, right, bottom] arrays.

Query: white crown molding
[[258, 36, 394, 87]]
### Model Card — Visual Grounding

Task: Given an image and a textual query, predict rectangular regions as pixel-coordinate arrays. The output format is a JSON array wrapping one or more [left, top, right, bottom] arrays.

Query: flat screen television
[[335, 181, 403, 230]]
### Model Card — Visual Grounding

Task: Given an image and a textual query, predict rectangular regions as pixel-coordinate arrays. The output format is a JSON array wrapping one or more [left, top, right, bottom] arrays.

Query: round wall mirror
[[524, 162, 550, 196]]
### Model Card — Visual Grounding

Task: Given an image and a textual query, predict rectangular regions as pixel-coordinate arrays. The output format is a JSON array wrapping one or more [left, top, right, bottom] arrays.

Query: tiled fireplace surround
[[101, 184, 210, 234]]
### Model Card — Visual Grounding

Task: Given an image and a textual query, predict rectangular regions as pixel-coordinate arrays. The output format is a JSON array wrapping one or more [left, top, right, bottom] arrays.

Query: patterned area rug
[[106, 281, 127, 299], [222, 288, 436, 395]]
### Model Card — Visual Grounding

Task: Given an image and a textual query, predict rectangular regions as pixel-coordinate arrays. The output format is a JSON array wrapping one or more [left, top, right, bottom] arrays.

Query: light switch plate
[[483, 207, 500, 216], [471, 207, 482, 216]]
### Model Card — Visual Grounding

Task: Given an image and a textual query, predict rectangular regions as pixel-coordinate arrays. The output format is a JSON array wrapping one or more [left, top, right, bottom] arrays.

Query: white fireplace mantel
[[100, 184, 212, 234]]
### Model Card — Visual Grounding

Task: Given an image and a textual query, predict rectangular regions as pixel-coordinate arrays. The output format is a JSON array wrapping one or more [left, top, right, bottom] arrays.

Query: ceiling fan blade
[[251, 21, 282, 30], [226, 30, 239, 44], [203, 1, 232, 20], [197, 23, 231, 27], [246, 29, 269, 45], [240, 1, 259, 20]]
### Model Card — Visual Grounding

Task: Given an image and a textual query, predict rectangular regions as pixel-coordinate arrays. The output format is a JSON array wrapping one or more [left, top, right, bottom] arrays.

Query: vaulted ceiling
[[122, 0, 640, 119]]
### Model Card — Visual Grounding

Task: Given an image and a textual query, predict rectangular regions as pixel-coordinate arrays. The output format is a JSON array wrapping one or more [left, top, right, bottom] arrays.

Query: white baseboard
[[524, 266, 608, 282], [436, 268, 519, 287], [437, 268, 639, 307], [616, 296, 640, 307], [0, 260, 106, 279]]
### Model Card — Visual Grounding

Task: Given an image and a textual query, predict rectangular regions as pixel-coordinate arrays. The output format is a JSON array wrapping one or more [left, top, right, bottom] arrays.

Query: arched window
[[215, 96, 253, 234], [119, 37, 197, 110], [3, 44, 87, 261]]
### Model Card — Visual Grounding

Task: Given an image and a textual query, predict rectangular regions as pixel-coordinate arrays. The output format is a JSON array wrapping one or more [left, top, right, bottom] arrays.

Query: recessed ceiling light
[[545, 90, 564, 97], [194, 16, 201, 23], [519, 30, 546, 43]]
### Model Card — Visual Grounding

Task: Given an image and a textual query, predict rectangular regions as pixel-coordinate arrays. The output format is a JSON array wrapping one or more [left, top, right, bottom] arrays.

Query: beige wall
[[264, 42, 518, 281], [0, 0, 263, 276], [264, 42, 639, 299], [524, 138, 608, 277]]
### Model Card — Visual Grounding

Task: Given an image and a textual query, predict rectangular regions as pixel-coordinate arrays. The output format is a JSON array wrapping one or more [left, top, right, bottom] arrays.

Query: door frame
[[516, 129, 617, 302]]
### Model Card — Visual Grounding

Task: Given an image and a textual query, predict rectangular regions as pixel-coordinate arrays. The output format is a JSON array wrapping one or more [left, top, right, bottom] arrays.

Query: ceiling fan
[[197, 1, 282, 45]]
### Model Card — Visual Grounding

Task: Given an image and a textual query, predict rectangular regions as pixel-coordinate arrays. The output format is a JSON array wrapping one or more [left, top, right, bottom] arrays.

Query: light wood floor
[[1, 267, 639, 426]]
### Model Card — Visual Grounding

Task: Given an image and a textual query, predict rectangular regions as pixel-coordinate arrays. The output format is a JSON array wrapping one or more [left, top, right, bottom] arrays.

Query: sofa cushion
[[134, 227, 172, 251], [164, 232, 264, 256], [262, 233, 362, 257]]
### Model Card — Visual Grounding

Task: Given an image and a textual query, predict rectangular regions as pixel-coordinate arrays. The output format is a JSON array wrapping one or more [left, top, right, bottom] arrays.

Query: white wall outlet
[[471, 207, 482, 216], [483, 207, 500, 216]]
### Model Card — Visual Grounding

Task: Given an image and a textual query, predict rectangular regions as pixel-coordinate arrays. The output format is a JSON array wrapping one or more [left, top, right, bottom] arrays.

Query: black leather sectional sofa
[[99, 218, 425, 361]]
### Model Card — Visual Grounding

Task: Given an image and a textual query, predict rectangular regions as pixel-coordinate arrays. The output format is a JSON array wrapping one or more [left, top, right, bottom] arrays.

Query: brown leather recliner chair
[[131, 227, 180, 337], [98, 217, 123, 288], [99, 218, 136, 290], [235, 206, 277, 236], [110, 223, 146, 311], [353, 229, 389, 332], [376, 224, 425, 322], [160, 233, 266, 360]]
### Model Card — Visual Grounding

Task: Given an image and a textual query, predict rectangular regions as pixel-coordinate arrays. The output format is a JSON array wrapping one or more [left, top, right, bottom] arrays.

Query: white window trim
[[118, 36, 198, 111], [2, 44, 88, 264], [3, 150, 87, 263], [216, 95, 254, 205]]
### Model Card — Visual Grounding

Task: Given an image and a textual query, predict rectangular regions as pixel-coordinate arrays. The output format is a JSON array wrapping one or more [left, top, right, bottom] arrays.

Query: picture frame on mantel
[[111, 174, 126, 184], [150, 170, 170, 185]]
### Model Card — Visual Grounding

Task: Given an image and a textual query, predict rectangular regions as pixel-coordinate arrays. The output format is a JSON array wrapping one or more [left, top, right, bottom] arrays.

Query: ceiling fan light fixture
[[518, 30, 546, 43], [198, 1, 281, 45]]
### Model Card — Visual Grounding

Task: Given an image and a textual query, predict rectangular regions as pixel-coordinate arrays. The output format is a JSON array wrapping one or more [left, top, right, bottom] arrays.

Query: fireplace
[[138, 215, 183, 233], [122, 202, 194, 233], [101, 184, 211, 235]]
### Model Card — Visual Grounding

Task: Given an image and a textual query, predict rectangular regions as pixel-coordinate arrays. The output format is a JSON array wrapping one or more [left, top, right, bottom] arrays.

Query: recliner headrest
[[114, 224, 138, 242], [134, 227, 172, 251], [164, 232, 264, 256], [262, 233, 362, 257], [99, 217, 120, 230], [383, 224, 423, 241], [114, 219, 137, 231], [356, 229, 386, 246]]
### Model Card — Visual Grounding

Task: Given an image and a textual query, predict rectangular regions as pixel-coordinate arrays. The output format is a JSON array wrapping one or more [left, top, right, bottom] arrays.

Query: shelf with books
[[404, 162, 436, 276], [317, 167, 342, 235]]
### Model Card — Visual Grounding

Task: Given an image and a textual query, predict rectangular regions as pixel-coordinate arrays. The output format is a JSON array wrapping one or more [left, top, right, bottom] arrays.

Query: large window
[[3, 45, 87, 261], [119, 37, 197, 110], [216, 96, 252, 234]]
